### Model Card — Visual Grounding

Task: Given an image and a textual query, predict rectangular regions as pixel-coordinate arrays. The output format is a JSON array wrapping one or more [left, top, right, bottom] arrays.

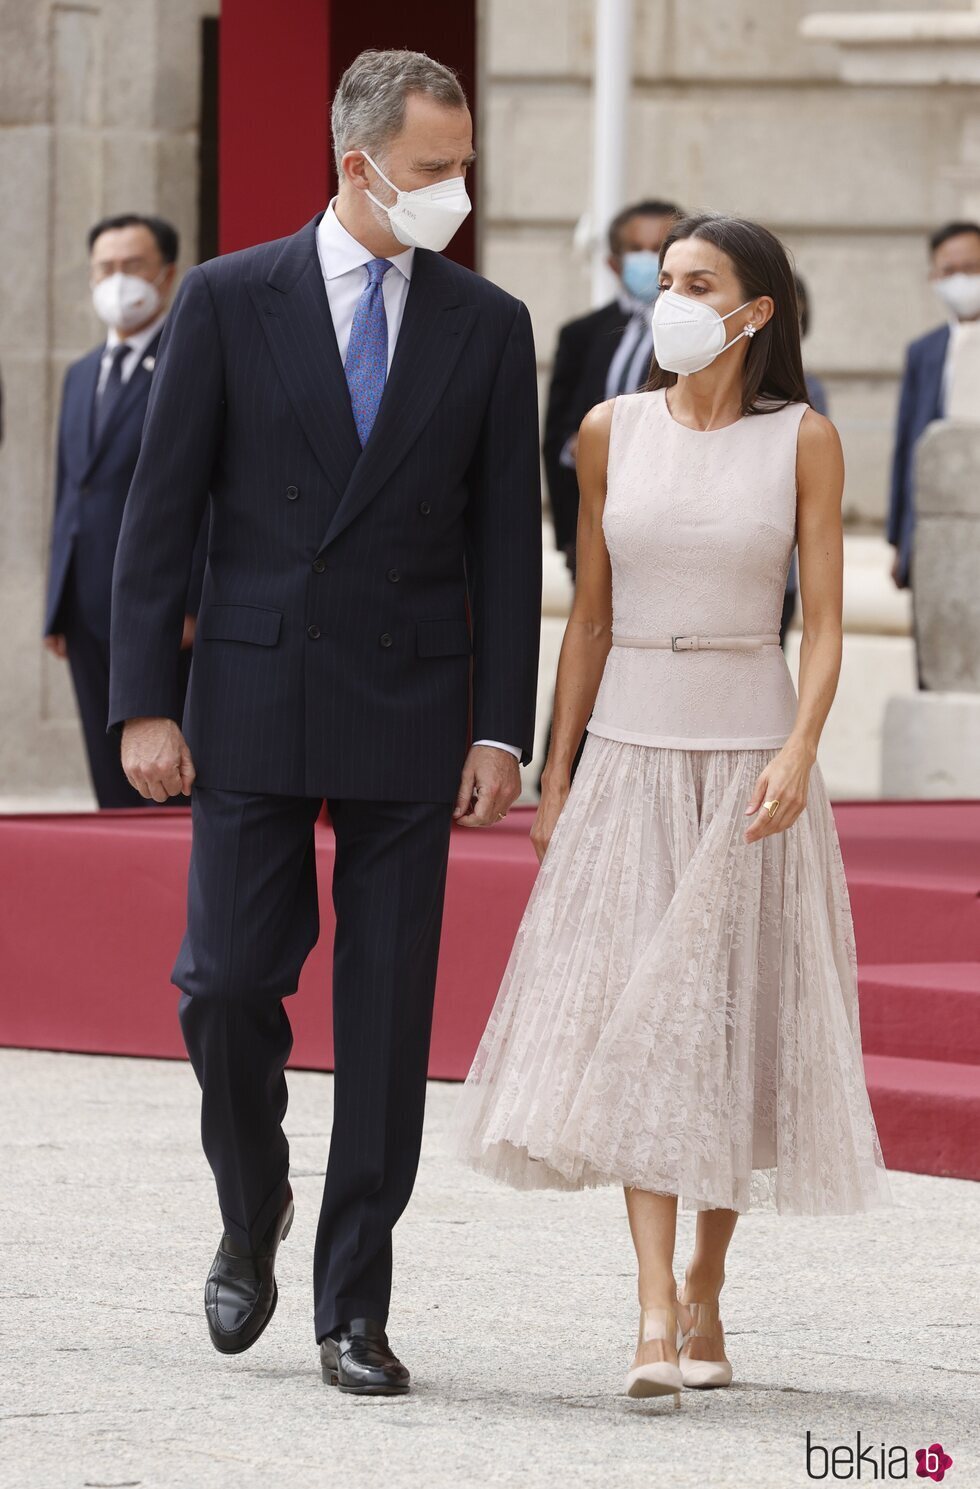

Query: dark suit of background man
[[109, 51, 542, 1395], [43, 215, 206, 807], [888, 219, 980, 690]]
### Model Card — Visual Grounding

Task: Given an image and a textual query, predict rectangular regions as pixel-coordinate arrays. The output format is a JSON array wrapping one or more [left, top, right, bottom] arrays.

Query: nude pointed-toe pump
[[677, 1299, 733, 1389], [625, 1306, 685, 1404]]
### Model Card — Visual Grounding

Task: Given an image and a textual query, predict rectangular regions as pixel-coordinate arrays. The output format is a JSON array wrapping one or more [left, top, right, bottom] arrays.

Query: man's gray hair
[[331, 50, 468, 173]]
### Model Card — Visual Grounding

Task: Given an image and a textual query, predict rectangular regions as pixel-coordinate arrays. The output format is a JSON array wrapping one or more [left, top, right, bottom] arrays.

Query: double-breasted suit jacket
[[109, 214, 542, 801]]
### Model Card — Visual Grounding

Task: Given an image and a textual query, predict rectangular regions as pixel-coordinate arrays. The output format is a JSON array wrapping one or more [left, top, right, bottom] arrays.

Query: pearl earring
[[745, 324, 757, 338]]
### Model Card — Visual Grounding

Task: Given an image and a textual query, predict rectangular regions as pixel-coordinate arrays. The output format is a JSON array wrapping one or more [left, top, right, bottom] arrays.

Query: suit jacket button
[[286, 485, 300, 500], [380, 632, 393, 648], [307, 624, 321, 639], [387, 568, 400, 583], [419, 501, 431, 515], [312, 558, 326, 573]]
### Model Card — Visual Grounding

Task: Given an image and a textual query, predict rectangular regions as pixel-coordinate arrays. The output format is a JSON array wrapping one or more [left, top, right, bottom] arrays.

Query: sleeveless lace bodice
[[588, 388, 808, 749]]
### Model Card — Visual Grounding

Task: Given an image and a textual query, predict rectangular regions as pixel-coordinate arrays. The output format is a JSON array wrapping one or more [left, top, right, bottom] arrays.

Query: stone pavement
[[2, 1049, 977, 1489]]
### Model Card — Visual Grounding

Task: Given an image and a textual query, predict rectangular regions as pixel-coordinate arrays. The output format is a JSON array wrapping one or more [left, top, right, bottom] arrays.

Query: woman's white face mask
[[652, 287, 758, 376], [359, 151, 472, 253]]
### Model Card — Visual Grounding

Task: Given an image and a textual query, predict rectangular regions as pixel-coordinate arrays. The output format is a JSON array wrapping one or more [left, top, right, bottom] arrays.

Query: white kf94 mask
[[652, 288, 758, 375], [360, 151, 472, 253]]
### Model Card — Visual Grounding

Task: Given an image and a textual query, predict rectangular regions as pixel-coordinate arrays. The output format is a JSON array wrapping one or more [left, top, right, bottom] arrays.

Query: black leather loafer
[[320, 1318, 410, 1395], [204, 1185, 294, 1355]]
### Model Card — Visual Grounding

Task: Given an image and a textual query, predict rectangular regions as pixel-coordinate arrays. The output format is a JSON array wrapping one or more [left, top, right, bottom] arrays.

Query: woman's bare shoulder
[[797, 405, 841, 457], [578, 397, 617, 447]]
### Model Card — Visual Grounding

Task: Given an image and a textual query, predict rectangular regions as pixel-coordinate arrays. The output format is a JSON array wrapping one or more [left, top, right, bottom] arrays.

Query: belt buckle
[[671, 635, 695, 651]]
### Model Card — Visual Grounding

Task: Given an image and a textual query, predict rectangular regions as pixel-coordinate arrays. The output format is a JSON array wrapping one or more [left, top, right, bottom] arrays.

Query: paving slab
[[1, 1050, 977, 1489]]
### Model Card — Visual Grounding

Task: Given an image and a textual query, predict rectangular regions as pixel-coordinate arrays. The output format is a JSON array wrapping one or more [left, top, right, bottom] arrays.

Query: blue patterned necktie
[[345, 257, 393, 446]]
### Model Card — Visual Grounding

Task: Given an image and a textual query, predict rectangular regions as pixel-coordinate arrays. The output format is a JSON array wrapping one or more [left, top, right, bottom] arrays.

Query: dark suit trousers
[[174, 786, 453, 1341], [59, 562, 191, 808]]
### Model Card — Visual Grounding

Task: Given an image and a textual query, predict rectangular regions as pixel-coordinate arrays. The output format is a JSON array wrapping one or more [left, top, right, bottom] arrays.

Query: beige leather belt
[[611, 633, 781, 652]]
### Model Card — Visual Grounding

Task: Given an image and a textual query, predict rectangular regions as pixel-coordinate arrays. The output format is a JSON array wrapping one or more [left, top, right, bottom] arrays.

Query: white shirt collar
[[106, 308, 169, 359], [617, 287, 654, 318], [317, 197, 414, 282]]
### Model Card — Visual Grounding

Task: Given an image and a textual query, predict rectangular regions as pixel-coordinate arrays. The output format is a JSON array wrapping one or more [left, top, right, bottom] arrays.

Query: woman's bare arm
[[743, 406, 846, 842], [533, 399, 615, 859]]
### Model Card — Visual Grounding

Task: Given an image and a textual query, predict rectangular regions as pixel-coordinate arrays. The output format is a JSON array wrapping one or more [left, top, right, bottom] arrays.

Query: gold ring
[[763, 798, 779, 819]]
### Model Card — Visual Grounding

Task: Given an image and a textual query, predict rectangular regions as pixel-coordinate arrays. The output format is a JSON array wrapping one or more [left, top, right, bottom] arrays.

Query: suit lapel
[[83, 332, 162, 476], [65, 349, 102, 477], [249, 216, 362, 504], [316, 249, 477, 553]]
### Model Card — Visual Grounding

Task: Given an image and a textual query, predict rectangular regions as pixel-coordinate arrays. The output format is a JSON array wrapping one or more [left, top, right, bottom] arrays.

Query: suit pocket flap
[[199, 604, 282, 646], [416, 618, 472, 658]]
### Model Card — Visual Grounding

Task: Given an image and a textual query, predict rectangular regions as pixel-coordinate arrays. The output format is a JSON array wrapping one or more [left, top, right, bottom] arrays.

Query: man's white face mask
[[91, 271, 165, 333], [359, 151, 472, 253]]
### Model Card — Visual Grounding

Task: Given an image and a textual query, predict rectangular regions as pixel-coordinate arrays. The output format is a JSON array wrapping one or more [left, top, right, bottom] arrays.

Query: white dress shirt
[[942, 316, 980, 421], [97, 309, 169, 395], [316, 200, 521, 764]]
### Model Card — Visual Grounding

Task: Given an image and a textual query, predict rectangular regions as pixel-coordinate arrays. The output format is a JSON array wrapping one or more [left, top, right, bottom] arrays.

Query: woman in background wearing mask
[[455, 214, 891, 1403]]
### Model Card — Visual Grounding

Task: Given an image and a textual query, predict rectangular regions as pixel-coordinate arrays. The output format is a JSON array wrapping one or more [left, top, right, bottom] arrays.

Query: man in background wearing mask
[[538, 199, 681, 788], [107, 51, 541, 1392], [43, 214, 205, 805], [543, 199, 682, 577], [888, 219, 980, 688]]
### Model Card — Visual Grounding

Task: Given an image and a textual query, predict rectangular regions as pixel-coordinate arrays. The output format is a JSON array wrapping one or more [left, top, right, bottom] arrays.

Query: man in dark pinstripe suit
[[108, 51, 541, 1394]]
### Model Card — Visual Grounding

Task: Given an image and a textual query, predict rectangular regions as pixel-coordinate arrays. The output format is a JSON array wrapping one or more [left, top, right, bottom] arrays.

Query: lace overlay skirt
[[453, 734, 892, 1215]]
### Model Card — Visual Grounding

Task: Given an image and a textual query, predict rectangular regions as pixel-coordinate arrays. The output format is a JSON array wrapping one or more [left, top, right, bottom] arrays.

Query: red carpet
[[1, 800, 977, 1181]]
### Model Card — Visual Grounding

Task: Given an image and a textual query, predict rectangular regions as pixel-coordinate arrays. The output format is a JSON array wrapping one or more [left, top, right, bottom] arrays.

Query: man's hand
[[180, 614, 197, 651], [453, 744, 521, 828], [121, 717, 196, 802], [43, 634, 67, 659], [890, 551, 901, 586]]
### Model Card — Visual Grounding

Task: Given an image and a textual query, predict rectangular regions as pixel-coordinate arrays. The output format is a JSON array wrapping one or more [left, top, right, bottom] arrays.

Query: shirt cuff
[[474, 739, 522, 761]]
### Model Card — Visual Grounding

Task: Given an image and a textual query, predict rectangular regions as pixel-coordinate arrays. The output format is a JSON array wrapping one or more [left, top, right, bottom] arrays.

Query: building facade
[[0, 0, 973, 801]]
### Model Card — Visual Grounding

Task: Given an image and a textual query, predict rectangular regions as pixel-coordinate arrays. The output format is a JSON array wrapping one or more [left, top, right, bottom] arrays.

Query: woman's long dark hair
[[644, 213, 810, 415]]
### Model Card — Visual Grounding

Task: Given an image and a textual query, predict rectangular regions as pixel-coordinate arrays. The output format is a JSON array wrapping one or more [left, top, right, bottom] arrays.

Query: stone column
[[803, 5, 980, 797], [0, 0, 216, 806], [882, 422, 980, 795]]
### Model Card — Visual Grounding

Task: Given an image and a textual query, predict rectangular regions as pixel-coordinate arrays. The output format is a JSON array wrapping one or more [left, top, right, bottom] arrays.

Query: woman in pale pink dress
[[454, 214, 891, 1404]]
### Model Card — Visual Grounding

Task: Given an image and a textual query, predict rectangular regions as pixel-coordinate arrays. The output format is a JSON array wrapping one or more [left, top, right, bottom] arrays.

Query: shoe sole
[[626, 1376, 682, 1400], [207, 1202, 294, 1356], [321, 1363, 409, 1396]]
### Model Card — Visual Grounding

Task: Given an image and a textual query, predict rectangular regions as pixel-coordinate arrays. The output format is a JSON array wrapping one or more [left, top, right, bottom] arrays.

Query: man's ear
[[341, 150, 370, 191]]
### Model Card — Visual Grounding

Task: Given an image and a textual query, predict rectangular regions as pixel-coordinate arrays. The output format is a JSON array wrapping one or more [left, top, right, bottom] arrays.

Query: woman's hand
[[743, 737, 816, 844], [531, 776, 570, 864]]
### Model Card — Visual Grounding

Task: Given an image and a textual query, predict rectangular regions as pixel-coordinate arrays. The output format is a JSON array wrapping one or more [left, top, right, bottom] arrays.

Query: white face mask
[[360, 151, 472, 253], [933, 271, 980, 322], [652, 287, 758, 376], [91, 271, 163, 333]]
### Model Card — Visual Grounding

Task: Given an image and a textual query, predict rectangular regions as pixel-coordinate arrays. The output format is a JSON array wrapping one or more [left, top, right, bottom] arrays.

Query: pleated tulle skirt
[[453, 733, 892, 1215]]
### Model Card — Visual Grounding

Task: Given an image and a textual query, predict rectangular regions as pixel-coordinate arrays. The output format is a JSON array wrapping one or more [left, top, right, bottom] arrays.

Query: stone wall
[[480, 0, 974, 529], [0, 0, 971, 801], [0, 0, 216, 802]]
